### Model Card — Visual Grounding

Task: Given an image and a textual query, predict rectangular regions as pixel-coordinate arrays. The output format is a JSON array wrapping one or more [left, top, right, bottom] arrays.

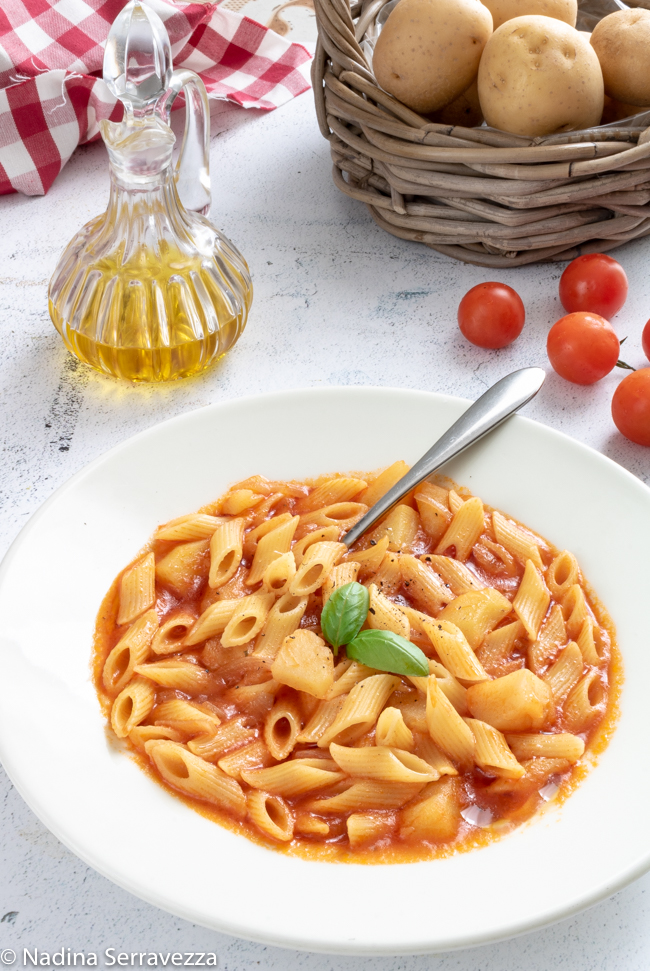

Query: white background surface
[[1, 87, 650, 968]]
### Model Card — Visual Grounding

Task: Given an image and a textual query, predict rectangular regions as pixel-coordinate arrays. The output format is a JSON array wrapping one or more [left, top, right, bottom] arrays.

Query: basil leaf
[[320, 582, 369, 654], [346, 629, 429, 677]]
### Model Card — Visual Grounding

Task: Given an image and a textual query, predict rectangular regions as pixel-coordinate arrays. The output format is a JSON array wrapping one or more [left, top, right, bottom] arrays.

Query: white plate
[[0, 386, 648, 955]]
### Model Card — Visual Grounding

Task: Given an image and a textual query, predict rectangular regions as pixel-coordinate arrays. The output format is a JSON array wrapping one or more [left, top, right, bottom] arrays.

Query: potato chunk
[[399, 778, 462, 842], [271, 630, 334, 699], [466, 669, 552, 732]]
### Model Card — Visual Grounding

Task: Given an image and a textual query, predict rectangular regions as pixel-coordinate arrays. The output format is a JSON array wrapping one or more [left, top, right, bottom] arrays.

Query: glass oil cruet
[[48, 0, 253, 382]]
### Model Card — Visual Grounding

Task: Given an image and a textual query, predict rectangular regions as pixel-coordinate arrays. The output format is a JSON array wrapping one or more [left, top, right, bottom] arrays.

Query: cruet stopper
[[48, 0, 253, 383]]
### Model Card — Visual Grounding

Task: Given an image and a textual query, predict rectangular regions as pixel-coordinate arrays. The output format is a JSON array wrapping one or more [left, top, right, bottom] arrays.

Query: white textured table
[[1, 90, 650, 969]]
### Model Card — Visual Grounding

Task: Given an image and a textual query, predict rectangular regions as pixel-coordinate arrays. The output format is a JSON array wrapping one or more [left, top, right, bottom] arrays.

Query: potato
[[478, 16, 604, 136], [482, 0, 576, 30], [429, 80, 484, 126], [601, 95, 650, 125], [590, 9, 650, 107], [373, 0, 493, 114]]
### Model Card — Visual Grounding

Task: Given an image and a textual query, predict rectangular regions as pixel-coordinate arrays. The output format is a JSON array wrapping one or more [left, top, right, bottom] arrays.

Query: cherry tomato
[[559, 253, 628, 319], [612, 369, 650, 446], [547, 312, 620, 385], [457, 282, 525, 349], [642, 319, 650, 362]]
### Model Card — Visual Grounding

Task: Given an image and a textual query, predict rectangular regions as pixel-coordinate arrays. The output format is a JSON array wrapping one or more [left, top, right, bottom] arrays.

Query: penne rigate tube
[[146, 740, 246, 817], [117, 553, 156, 626], [209, 518, 245, 589], [329, 743, 437, 783], [102, 608, 158, 694]]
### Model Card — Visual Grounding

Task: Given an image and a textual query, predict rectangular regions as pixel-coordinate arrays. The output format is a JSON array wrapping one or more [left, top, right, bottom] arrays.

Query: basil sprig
[[320, 581, 429, 676], [320, 582, 368, 654], [347, 629, 429, 677]]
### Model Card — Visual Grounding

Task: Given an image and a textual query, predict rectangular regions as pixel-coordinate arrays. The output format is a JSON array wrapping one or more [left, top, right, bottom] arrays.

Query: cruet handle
[[157, 69, 211, 215]]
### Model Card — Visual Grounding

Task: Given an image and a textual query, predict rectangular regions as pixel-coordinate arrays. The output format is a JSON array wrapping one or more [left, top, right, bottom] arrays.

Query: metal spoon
[[342, 366, 546, 547]]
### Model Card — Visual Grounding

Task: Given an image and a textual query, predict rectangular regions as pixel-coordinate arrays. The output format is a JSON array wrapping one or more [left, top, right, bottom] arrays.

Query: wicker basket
[[311, 0, 650, 266]]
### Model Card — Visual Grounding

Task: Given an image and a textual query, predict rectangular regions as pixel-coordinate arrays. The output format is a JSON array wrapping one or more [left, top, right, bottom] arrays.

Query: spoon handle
[[342, 367, 546, 548]]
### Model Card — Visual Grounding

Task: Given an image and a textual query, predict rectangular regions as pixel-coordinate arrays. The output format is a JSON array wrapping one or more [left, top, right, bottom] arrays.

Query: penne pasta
[[117, 553, 156, 626], [546, 550, 580, 600], [414, 493, 452, 544], [527, 604, 567, 675], [542, 641, 584, 703], [264, 697, 302, 760], [253, 593, 308, 658], [102, 608, 158, 694], [325, 659, 376, 700], [209, 518, 245, 589], [329, 743, 437, 783], [300, 477, 367, 512], [492, 511, 545, 569], [294, 813, 330, 836], [246, 516, 299, 586], [564, 670, 606, 732], [368, 504, 419, 552], [318, 674, 401, 747], [415, 736, 458, 777], [299, 503, 367, 534], [221, 592, 275, 648], [151, 610, 197, 655], [291, 526, 340, 566], [476, 620, 524, 677], [577, 616, 608, 667], [155, 513, 227, 542], [153, 698, 221, 735], [241, 761, 344, 797], [145, 740, 246, 816], [187, 716, 257, 760], [465, 717, 524, 779], [218, 740, 276, 780], [183, 598, 240, 647], [219, 490, 265, 515], [129, 724, 183, 751], [422, 619, 489, 683], [343, 535, 389, 578], [512, 560, 551, 640], [562, 584, 590, 641], [322, 561, 361, 604], [289, 541, 346, 596], [435, 496, 484, 561], [296, 696, 346, 744], [375, 707, 414, 750], [243, 512, 293, 559], [111, 676, 155, 738], [368, 550, 403, 597], [134, 658, 212, 693], [360, 461, 410, 508], [401, 555, 455, 612], [423, 555, 485, 595], [367, 583, 410, 639], [261, 551, 296, 595], [505, 732, 585, 762], [307, 780, 426, 814], [437, 588, 512, 650], [425, 678, 475, 767], [247, 790, 294, 842]]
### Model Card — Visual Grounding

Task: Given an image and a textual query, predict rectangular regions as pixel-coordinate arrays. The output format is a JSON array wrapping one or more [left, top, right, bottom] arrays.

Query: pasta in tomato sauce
[[92, 464, 621, 863]]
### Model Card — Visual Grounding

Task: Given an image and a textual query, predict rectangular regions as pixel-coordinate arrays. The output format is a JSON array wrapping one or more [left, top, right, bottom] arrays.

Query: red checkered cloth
[[0, 0, 311, 195]]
